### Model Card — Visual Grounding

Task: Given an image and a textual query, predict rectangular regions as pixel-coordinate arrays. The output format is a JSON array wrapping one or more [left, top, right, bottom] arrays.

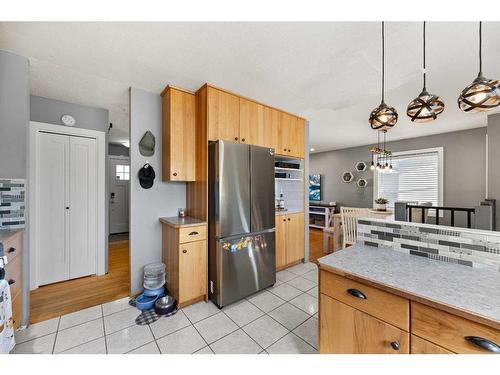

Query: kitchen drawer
[[411, 334, 454, 354], [179, 225, 207, 243], [412, 302, 500, 354], [4, 252, 22, 299], [320, 293, 409, 354], [320, 270, 409, 331], [1, 231, 22, 264]]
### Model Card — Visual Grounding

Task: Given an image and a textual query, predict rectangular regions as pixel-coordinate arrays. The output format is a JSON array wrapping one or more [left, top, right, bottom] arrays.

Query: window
[[374, 148, 443, 208], [116, 164, 130, 180]]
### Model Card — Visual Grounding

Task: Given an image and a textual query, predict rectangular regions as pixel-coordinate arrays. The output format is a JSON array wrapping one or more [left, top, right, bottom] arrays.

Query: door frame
[[29, 121, 106, 290], [108, 155, 130, 234]]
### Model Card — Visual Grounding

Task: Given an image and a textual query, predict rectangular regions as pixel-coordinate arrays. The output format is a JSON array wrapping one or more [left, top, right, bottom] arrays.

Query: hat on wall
[[138, 163, 156, 189], [139, 131, 155, 157]]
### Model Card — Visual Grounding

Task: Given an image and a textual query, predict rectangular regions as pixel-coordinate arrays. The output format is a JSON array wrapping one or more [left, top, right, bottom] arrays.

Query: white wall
[[129, 88, 186, 295]]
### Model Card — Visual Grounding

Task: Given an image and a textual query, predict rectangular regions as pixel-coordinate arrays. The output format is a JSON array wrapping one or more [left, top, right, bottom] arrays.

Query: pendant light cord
[[423, 21, 426, 91], [381, 21, 385, 103], [479, 21, 483, 75]]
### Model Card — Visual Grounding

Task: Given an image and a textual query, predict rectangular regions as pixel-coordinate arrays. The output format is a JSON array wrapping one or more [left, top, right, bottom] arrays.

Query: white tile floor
[[12, 262, 319, 354]]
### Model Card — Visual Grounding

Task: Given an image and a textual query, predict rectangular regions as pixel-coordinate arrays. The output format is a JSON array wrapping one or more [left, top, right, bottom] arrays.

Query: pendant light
[[458, 22, 500, 112], [407, 22, 445, 122], [369, 21, 398, 131]]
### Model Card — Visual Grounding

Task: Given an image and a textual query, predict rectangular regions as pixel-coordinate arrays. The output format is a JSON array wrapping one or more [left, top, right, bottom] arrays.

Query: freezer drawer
[[209, 230, 276, 308]]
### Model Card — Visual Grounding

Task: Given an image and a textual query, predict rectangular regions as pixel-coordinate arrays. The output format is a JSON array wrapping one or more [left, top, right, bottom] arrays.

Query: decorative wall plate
[[357, 179, 368, 188], [355, 161, 367, 172], [342, 171, 354, 183]]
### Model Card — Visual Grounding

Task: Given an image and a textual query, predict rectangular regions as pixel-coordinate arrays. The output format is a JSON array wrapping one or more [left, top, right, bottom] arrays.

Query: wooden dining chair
[[340, 207, 369, 248]]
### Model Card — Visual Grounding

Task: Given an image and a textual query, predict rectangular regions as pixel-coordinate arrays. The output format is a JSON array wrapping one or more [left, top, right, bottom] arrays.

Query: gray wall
[[109, 143, 130, 157], [0, 51, 30, 179], [30, 95, 109, 132], [488, 113, 500, 231], [311, 127, 487, 226], [129, 88, 186, 295]]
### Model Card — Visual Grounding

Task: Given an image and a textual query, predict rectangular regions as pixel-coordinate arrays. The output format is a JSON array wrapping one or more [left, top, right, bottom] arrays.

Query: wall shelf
[[274, 167, 303, 172]]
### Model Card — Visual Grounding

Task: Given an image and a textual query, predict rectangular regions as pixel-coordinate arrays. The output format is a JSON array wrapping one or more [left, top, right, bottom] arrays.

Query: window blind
[[377, 151, 439, 208]]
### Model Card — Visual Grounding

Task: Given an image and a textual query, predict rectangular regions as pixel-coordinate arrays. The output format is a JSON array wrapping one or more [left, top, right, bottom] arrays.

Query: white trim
[[29, 121, 106, 290], [373, 147, 444, 211]]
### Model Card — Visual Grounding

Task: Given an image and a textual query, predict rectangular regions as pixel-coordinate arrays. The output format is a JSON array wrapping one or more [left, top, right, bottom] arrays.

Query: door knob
[[66, 207, 70, 210]]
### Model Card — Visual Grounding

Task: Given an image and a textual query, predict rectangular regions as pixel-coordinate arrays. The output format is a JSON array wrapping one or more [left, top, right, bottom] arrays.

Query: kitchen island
[[318, 242, 500, 354]]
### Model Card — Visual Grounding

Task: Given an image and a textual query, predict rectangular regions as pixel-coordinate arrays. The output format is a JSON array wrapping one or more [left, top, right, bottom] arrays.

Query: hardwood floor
[[309, 228, 324, 264], [29, 239, 130, 324]]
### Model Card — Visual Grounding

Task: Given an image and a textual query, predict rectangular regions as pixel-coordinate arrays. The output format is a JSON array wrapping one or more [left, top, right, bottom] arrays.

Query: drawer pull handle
[[188, 231, 199, 236], [347, 288, 367, 300], [390, 341, 400, 350], [182, 249, 187, 254], [8, 279, 16, 285], [464, 336, 500, 353], [8, 247, 16, 254]]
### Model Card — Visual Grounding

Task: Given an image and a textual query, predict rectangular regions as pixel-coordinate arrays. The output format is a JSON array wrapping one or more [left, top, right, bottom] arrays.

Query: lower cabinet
[[319, 294, 409, 354], [275, 212, 305, 270], [162, 223, 208, 308], [411, 334, 453, 354]]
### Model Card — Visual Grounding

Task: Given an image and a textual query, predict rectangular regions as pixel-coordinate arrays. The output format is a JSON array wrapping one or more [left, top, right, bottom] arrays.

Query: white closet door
[[69, 136, 97, 279], [37, 132, 70, 285]]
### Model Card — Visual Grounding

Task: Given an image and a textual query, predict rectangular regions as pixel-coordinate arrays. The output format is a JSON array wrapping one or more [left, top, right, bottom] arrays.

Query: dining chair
[[340, 207, 369, 248]]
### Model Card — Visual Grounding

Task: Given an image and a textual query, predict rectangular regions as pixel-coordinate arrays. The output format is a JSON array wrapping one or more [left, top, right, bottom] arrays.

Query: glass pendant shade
[[369, 102, 398, 130], [458, 22, 500, 113], [407, 90, 445, 122], [458, 74, 500, 112]]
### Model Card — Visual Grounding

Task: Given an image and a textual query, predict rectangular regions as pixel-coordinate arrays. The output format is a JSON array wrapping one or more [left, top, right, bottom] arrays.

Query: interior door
[[109, 156, 130, 234], [286, 212, 305, 264], [69, 136, 97, 279], [37, 132, 70, 285]]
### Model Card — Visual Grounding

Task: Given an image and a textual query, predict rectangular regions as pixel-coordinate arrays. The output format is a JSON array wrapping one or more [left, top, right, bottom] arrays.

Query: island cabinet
[[319, 268, 500, 354], [275, 212, 305, 270], [161, 86, 196, 181], [160, 217, 208, 308]]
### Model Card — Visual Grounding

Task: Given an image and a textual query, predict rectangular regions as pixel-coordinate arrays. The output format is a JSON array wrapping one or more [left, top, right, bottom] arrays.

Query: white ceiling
[[1, 22, 499, 149]]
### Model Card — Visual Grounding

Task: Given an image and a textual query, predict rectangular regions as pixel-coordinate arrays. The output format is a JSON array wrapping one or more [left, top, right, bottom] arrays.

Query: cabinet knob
[[288, 218, 291, 221], [8, 247, 16, 254], [288, 149, 291, 152], [66, 206, 70, 210], [234, 137, 239, 141], [182, 249, 187, 254], [390, 341, 400, 351], [283, 219, 286, 222], [464, 336, 500, 353], [8, 279, 16, 285], [283, 148, 287, 152], [241, 138, 246, 142], [173, 172, 177, 177]]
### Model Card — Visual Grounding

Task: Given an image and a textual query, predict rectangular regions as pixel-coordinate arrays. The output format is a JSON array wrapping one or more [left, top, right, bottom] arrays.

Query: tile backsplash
[[357, 218, 500, 272], [0, 179, 26, 230], [275, 179, 303, 212]]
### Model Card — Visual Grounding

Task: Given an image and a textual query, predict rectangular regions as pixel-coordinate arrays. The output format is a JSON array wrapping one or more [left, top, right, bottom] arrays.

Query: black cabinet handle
[[8, 247, 16, 254], [347, 288, 367, 300], [234, 137, 239, 141], [8, 279, 15, 285], [182, 249, 187, 254], [390, 341, 400, 350], [287, 218, 291, 221], [188, 231, 199, 236], [465, 336, 500, 353], [173, 172, 177, 177], [241, 138, 246, 142]]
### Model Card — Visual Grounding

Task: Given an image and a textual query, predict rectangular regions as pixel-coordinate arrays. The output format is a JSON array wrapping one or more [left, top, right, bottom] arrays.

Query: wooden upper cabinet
[[161, 86, 196, 181], [286, 212, 305, 264], [278, 113, 305, 158], [207, 87, 240, 142], [240, 98, 278, 149]]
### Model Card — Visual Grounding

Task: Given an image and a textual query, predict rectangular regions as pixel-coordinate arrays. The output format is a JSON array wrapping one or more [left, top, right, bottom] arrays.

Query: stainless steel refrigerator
[[208, 140, 276, 308]]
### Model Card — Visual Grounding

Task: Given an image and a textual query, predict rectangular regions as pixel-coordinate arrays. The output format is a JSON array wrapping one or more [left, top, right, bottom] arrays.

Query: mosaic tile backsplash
[[0, 179, 25, 230], [357, 218, 500, 272]]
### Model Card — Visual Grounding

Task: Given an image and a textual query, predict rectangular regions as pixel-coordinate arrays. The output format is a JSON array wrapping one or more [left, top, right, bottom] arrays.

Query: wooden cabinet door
[[319, 294, 409, 354], [264, 106, 280, 151], [275, 215, 287, 269], [411, 335, 453, 354], [278, 112, 295, 156], [207, 87, 240, 142], [162, 87, 196, 181], [285, 212, 304, 264], [292, 118, 305, 158], [179, 240, 207, 304]]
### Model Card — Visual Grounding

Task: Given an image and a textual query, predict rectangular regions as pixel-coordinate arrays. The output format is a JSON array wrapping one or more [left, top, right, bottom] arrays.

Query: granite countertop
[[159, 216, 206, 228], [0, 229, 24, 243], [318, 243, 500, 329]]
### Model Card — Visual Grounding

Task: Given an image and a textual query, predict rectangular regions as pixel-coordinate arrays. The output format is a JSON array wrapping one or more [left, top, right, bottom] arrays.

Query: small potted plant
[[374, 197, 389, 211]]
